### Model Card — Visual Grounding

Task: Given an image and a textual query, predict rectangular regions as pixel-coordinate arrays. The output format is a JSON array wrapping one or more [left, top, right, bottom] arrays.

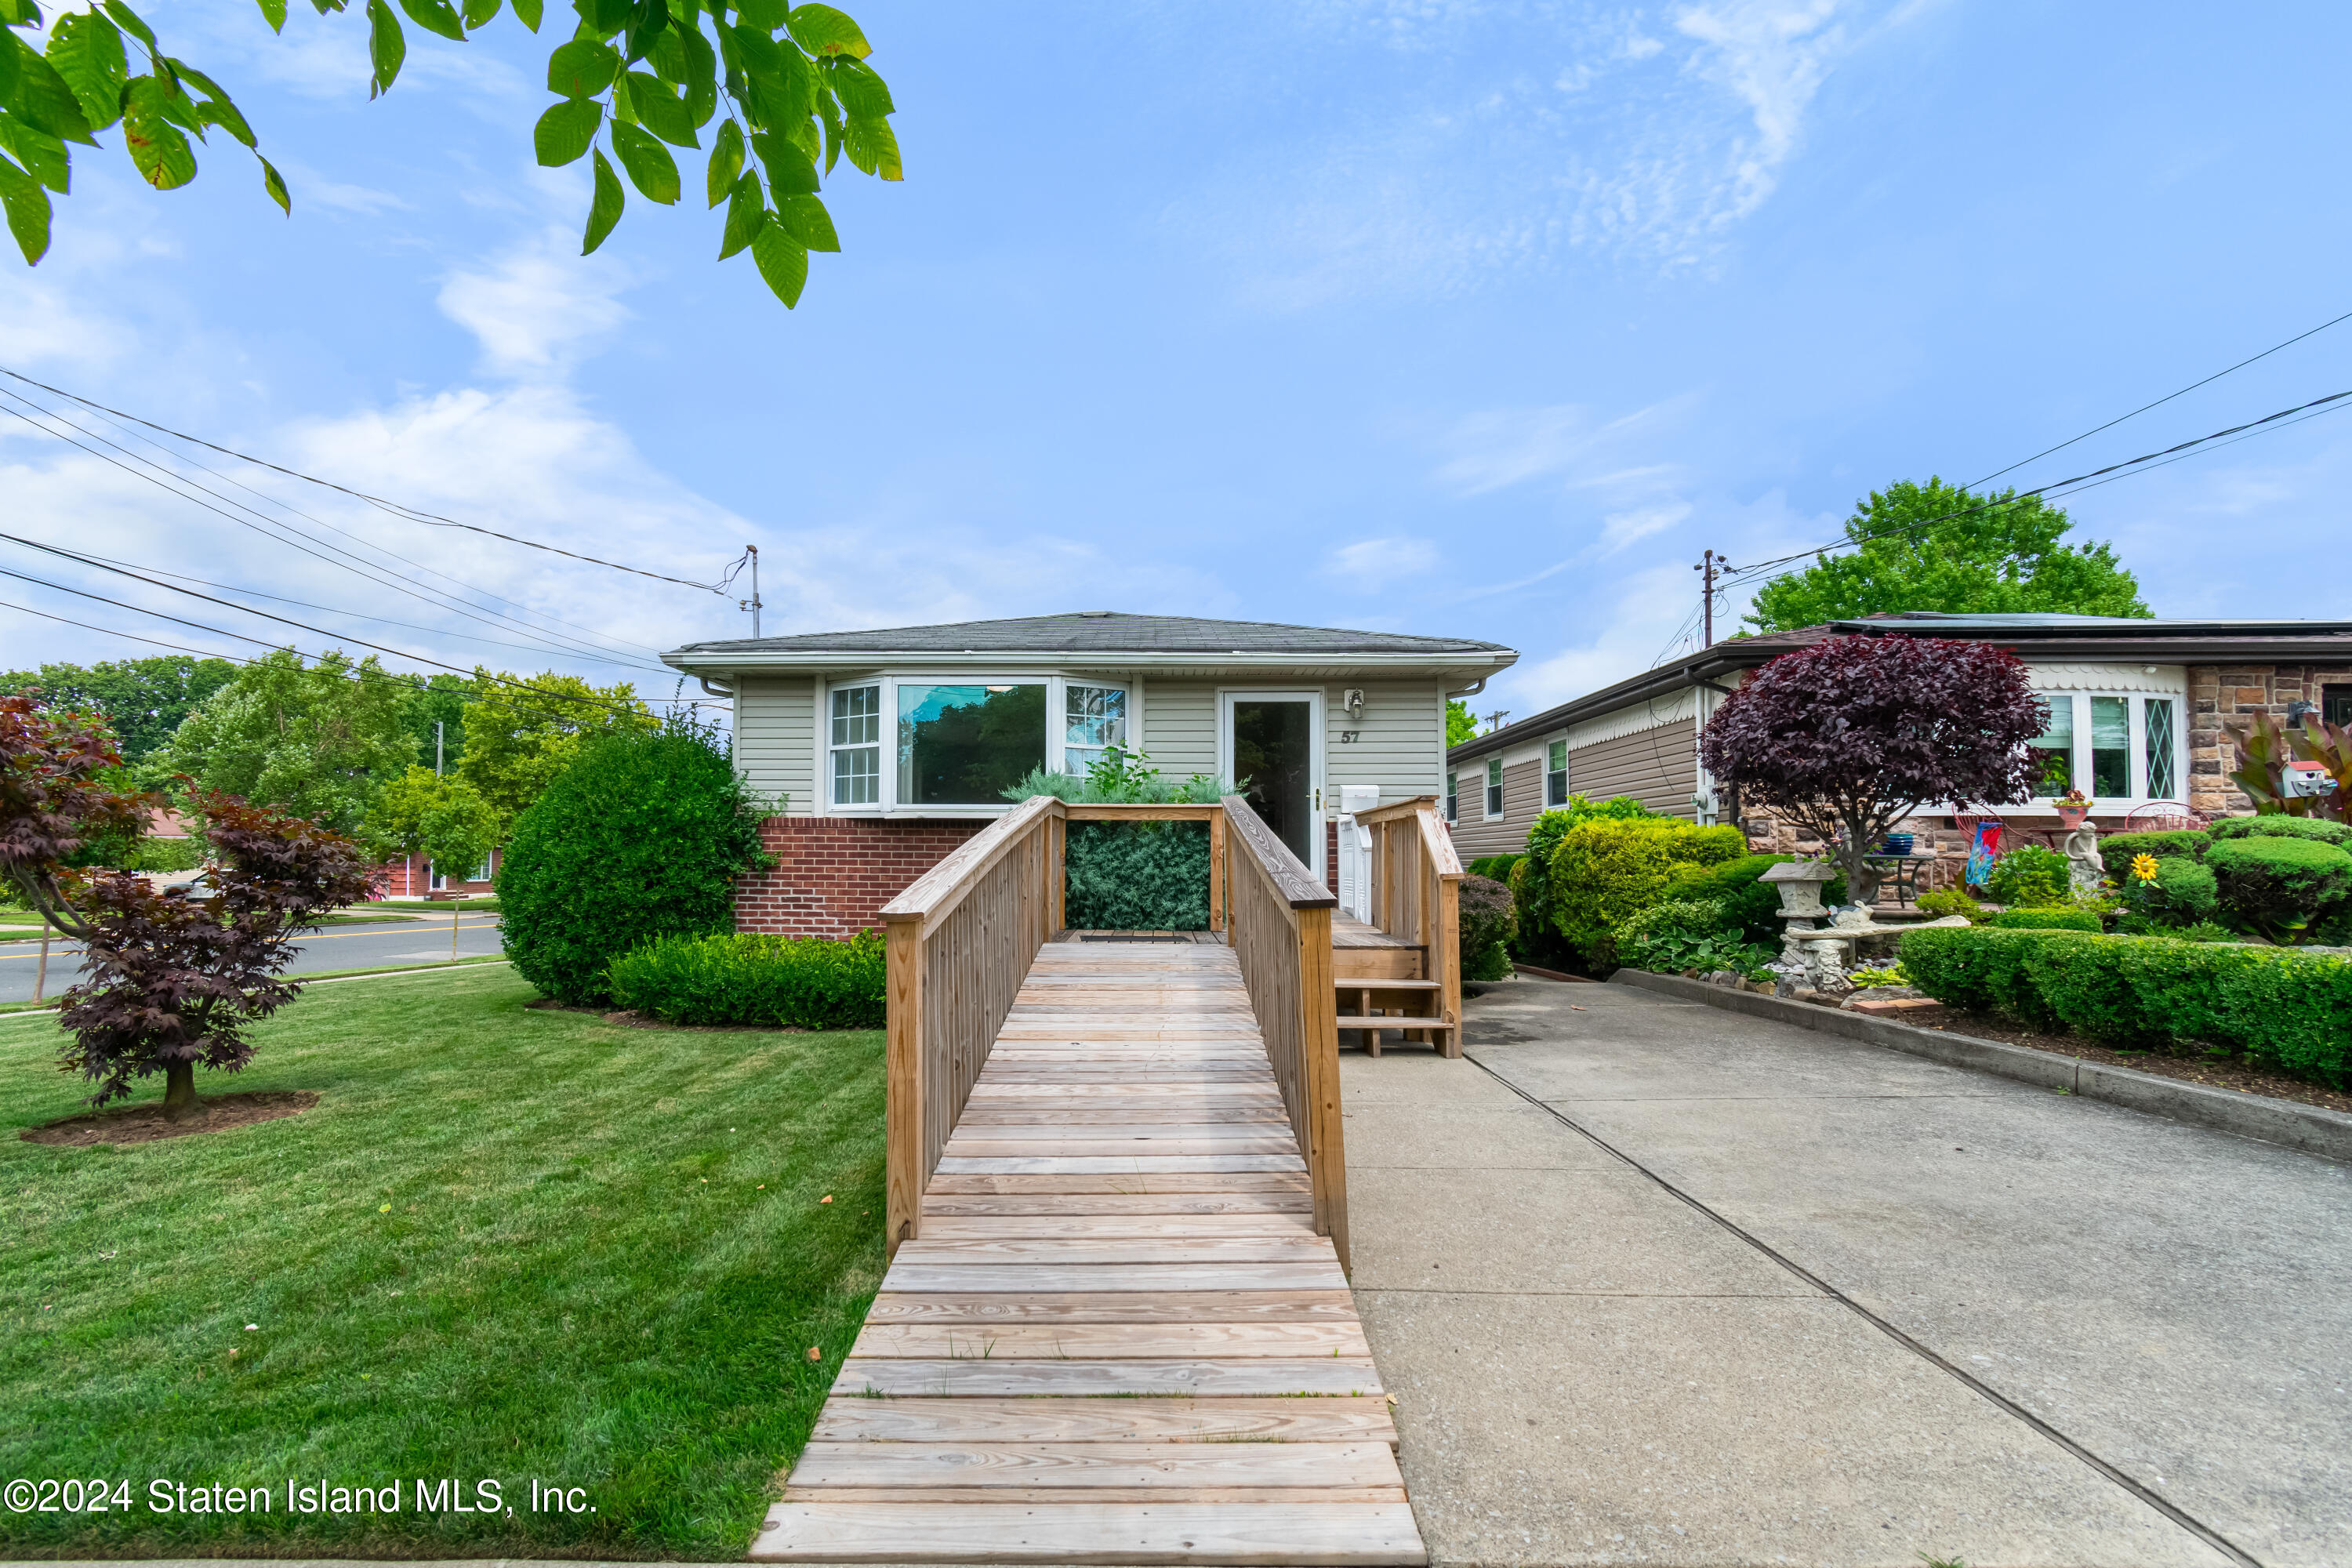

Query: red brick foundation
[[736, 816, 986, 938]]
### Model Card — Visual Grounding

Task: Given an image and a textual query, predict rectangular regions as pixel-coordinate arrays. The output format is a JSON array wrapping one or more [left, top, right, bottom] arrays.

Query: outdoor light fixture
[[2287, 699, 2318, 727], [1342, 688, 1366, 720]]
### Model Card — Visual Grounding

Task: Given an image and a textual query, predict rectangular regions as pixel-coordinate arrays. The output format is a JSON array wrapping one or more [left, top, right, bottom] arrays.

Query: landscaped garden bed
[[1, 965, 884, 1559], [1898, 1003, 2352, 1115]]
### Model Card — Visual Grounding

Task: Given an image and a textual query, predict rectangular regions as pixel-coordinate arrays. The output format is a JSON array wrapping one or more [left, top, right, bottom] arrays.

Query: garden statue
[[2063, 818, 2103, 897]]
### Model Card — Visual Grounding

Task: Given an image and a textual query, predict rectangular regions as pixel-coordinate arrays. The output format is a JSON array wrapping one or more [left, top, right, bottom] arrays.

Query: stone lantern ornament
[[1760, 858, 1969, 998]]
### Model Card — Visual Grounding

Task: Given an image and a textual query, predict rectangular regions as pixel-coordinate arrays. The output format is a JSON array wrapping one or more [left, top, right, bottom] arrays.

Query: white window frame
[[1544, 739, 1568, 808], [823, 673, 1131, 816], [826, 681, 884, 810], [1483, 757, 1504, 819], [2027, 689, 2188, 808], [1445, 768, 1459, 822]]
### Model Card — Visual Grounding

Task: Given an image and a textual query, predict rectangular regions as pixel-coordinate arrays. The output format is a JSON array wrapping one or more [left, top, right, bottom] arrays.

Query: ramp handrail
[[1219, 794, 1349, 1269], [1349, 795, 1465, 1058], [877, 793, 1065, 1256]]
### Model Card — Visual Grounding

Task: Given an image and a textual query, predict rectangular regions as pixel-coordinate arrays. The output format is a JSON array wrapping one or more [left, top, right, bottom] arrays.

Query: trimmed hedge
[[1065, 820, 1210, 931], [1990, 908, 2102, 931], [2207, 835, 2352, 941], [605, 930, 887, 1029], [2098, 829, 2209, 883], [2208, 815, 2352, 850], [1548, 818, 1747, 967], [1897, 925, 2352, 1086]]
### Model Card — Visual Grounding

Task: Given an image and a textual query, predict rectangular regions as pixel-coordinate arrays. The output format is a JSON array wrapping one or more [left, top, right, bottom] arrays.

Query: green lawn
[[0, 967, 885, 1559]]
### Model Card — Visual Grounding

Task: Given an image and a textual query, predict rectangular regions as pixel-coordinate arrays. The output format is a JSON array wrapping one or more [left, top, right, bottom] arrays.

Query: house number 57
[[1338, 731, 1360, 742]]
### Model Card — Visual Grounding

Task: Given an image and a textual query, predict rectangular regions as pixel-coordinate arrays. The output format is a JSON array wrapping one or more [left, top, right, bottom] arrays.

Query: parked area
[[1350, 975, 2351, 1567]]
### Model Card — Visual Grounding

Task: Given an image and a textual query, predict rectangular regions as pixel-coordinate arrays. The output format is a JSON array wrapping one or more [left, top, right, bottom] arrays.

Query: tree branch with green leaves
[[0, 0, 899, 306]]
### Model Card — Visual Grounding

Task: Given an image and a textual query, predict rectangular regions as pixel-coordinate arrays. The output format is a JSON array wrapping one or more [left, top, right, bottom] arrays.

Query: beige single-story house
[[664, 612, 1516, 936], [1446, 611, 2352, 872]]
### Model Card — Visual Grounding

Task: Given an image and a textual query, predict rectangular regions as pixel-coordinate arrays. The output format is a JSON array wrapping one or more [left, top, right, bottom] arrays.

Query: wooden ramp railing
[[1219, 793, 1348, 1267], [1340, 796, 1464, 1059]]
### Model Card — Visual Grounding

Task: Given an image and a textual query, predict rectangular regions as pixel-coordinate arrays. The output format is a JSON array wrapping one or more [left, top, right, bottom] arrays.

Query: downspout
[[699, 676, 736, 698]]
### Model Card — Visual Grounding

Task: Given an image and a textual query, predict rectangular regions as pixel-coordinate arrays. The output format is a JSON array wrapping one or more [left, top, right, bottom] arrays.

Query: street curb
[[1610, 968, 2352, 1165]]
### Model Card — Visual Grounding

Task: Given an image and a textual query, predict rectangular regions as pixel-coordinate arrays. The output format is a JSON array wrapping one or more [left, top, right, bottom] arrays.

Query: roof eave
[[665, 647, 1520, 677]]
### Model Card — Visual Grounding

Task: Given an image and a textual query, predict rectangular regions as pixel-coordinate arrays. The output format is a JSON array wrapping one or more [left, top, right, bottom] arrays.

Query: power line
[[1969, 307, 2352, 488], [0, 365, 742, 596], [0, 393, 671, 673], [1724, 385, 2352, 587]]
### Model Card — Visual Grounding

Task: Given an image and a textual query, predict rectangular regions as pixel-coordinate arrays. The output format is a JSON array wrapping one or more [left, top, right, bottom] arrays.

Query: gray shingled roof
[[670, 612, 1514, 658]]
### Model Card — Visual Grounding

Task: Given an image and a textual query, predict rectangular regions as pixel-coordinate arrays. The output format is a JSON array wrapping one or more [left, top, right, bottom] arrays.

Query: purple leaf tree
[[1698, 635, 2048, 904]]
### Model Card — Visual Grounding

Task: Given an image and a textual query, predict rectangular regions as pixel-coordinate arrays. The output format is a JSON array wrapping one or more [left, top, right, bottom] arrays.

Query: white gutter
[[662, 648, 1518, 676]]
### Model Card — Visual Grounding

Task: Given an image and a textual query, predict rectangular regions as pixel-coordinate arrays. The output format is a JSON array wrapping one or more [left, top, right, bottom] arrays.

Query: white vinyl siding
[[1323, 679, 1446, 808], [1134, 680, 1219, 779]]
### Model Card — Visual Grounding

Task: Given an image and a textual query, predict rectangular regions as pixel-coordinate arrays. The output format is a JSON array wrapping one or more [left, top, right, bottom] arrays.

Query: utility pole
[[1693, 549, 1724, 646], [434, 720, 445, 777], [1481, 709, 1509, 734], [748, 544, 763, 639]]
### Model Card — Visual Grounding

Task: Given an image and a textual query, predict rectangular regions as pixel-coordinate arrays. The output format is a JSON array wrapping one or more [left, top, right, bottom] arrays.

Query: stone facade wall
[[735, 816, 985, 938], [2187, 662, 2352, 818]]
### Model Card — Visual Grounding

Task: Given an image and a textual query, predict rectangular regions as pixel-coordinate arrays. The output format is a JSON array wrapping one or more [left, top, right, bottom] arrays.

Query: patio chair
[[2123, 801, 2209, 833]]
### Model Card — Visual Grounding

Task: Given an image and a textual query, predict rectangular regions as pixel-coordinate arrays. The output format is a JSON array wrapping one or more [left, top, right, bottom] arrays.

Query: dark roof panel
[[671, 612, 1513, 659]]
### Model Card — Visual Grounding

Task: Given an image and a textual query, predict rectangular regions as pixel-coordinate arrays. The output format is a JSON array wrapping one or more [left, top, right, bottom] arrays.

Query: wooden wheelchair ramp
[[749, 938, 1425, 1565]]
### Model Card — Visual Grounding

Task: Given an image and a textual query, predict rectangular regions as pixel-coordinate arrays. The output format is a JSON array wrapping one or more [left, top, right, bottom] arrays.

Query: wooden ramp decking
[[750, 938, 1425, 1566]]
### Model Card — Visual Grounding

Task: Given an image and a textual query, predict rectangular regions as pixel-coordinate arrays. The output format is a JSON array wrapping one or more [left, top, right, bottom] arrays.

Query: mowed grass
[[0, 967, 885, 1559]]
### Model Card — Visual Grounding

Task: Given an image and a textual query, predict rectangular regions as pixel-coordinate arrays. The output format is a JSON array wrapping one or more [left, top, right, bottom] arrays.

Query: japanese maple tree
[[1698, 635, 2046, 904], [0, 692, 375, 1120]]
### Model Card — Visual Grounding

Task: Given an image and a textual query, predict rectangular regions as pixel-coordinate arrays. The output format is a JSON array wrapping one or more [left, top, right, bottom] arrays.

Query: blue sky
[[5, 0, 2350, 724]]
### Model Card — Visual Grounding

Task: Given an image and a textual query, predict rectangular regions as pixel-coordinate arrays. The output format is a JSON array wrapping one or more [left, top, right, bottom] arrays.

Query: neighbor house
[[1447, 611, 2352, 872], [663, 612, 1518, 936]]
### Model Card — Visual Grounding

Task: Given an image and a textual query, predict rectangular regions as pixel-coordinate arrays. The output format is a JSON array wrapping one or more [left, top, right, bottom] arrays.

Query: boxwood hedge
[[1898, 925, 2352, 1086], [605, 930, 887, 1029]]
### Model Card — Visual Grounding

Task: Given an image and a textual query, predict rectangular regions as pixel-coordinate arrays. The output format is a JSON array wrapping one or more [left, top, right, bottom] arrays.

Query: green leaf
[[771, 191, 834, 250], [750, 219, 805, 305], [259, 151, 289, 213], [98, 0, 157, 51], [0, 149, 53, 262], [648, 22, 688, 84], [365, 0, 406, 93], [703, 116, 740, 207], [750, 129, 815, 194], [821, 54, 889, 117], [607, 117, 676, 202], [815, 89, 839, 172], [580, 0, 630, 34], [716, 166, 760, 258], [532, 94, 601, 164], [0, 110, 67, 192], [0, 0, 42, 25], [624, 68, 695, 147], [723, 22, 786, 84], [546, 38, 619, 96], [842, 111, 896, 180], [784, 3, 866, 58], [169, 60, 257, 147], [0, 32, 97, 144], [397, 0, 467, 42], [732, 0, 784, 28], [677, 23, 716, 124], [461, 0, 500, 25], [47, 12, 129, 130], [582, 144, 622, 252], [119, 78, 195, 187], [510, 0, 541, 29], [255, 0, 288, 29]]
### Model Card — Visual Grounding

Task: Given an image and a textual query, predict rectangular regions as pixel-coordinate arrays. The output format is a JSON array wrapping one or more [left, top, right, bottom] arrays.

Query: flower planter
[[2053, 806, 2089, 829]]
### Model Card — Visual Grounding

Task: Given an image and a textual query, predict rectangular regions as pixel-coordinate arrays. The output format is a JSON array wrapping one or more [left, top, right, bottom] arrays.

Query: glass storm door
[[1228, 695, 1319, 872]]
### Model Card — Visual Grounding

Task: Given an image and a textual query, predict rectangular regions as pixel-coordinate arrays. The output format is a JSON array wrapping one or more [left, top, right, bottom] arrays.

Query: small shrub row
[[1898, 925, 2352, 1087], [604, 930, 887, 1029]]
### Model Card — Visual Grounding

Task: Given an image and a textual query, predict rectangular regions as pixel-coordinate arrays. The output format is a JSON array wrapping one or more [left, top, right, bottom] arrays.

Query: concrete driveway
[[1345, 975, 2352, 1568]]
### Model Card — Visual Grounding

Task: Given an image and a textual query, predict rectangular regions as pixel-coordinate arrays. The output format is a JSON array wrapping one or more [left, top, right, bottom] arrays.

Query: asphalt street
[[0, 915, 505, 1004]]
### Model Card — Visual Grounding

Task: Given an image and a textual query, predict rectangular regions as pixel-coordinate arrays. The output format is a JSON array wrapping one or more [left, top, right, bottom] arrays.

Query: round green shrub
[[1466, 854, 1522, 884], [1065, 821, 1209, 930], [605, 930, 886, 1029], [1548, 818, 1748, 967], [1665, 853, 1846, 946], [1458, 873, 1517, 981], [2207, 815, 2352, 850], [1984, 844, 2073, 907], [1990, 908, 2103, 932], [2145, 855, 2218, 922], [2097, 829, 2211, 883], [2207, 835, 2352, 944], [499, 713, 774, 1005]]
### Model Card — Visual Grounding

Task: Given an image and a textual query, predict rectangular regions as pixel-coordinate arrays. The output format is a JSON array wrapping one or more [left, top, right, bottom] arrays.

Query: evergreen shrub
[[1984, 844, 2073, 907], [2206, 836, 2352, 943], [1458, 873, 1517, 982], [605, 930, 887, 1029], [1665, 853, 1844, 946], [1548, 818, 1747, 967], [499, 713, 774, 1006], [1467, 854, 1522, 884], [1065, 821, 1210, 930], [2098, 829, 2210, 883], [1989, 908, 2102, 931], [1898, 925, 2352, 1086], [2207, 815, 2352, 850]]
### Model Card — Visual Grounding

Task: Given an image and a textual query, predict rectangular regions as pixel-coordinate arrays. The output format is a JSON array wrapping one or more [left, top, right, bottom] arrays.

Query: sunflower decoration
[[2130, 853, 2162, 884]]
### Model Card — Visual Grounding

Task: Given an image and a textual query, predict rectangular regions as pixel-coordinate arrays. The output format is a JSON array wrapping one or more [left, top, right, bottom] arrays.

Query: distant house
[[663, 612, 1517, 937], [1447, 611, 2352, 867], [376, 851, 498, 899]]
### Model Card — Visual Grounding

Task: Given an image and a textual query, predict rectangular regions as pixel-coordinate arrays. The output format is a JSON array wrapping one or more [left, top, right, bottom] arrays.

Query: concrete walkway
[[1345, 974, 2352, 1568]]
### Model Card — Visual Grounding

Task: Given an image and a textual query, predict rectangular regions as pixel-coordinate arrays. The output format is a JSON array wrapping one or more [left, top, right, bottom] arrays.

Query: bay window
[[826, 675, 1129, 811], [2028, 690, 2184, 804]]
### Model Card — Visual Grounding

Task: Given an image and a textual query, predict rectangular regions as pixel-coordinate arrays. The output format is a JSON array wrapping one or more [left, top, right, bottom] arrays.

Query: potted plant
[[2052, 788, 2092, 829]]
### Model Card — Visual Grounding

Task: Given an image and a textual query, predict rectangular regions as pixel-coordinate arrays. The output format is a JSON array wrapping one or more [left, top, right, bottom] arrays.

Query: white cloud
[[1325, 536, 1442, 587], [1434, 396, 1695, 496], [1598, 499, 1691, 553], [437, 230, 633, 378], [1672, 0, 1847, 223]]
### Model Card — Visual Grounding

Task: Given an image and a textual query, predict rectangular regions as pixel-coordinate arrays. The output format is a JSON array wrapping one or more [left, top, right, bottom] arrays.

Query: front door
[[1223, 691, 1322, 877]]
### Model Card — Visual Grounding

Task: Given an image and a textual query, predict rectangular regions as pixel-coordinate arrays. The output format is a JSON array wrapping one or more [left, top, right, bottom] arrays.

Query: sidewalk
[[1344, 975, 2352, 1567]]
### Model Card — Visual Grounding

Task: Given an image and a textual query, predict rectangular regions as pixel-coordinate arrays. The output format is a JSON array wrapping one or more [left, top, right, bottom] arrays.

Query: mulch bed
[[22, 1091, 321, 1147], [1903, 1005, 2352, 1116]]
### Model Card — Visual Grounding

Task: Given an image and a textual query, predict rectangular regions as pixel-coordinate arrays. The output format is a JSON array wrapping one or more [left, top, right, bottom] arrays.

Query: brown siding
[[1570, 720, 1697, 820], [1450, 757, 1542, 858]]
